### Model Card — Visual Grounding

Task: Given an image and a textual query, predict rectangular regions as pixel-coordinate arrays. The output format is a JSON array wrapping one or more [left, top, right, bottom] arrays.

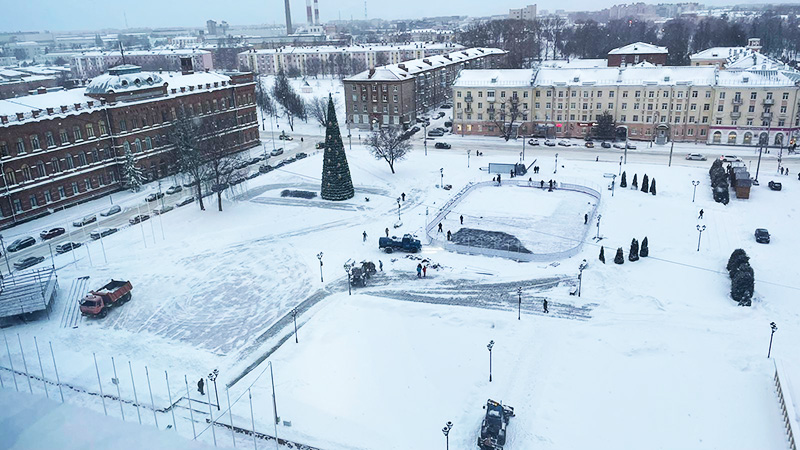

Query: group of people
[[416, 263, 428, 278]]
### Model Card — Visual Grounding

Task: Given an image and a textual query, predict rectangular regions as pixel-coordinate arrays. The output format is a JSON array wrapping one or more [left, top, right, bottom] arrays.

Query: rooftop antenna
[[119, 41, 127, 65], [123, 11, 129, 29], [364, 0, 367, 19]]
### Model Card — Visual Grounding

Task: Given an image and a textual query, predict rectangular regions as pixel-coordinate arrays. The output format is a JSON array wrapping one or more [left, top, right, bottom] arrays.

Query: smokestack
[[314, 0, 320, 25], [306, 0, 313, 26], [284, 0, 293, 35]]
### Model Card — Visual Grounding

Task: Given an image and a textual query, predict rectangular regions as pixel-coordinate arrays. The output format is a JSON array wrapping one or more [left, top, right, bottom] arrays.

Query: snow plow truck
[[478, 399, 515, 450]]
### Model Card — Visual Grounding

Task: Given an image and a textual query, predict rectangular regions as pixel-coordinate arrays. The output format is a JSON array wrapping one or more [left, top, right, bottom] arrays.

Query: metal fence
[[775, 359, 799, 450]]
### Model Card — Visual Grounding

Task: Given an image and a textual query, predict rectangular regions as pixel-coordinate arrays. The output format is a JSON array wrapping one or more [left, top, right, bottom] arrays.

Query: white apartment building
[[509, 4, 537, 20]]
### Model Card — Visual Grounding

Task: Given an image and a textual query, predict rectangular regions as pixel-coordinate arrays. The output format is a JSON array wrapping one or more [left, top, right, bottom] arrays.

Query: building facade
[[0, 66, 258, 227], [238, 42, 464, 75], [607, 42, 668, 67], [343, 48, 506, 130], [509, 4, 537, 20], [71, 49, 214, 79], [452, 66, 800, 147]]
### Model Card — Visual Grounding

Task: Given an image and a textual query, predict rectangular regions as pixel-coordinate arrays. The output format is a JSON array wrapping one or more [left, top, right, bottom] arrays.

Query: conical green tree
[[632, 173, 638, 188], [620, 171, 627, 188], [599, 246, 605, 263], [614, 247, 625, 264], [629, 238, 640, 261], [320, 95, 354, 201], [640, 237, 649, 257], [649, 178, 656, 195], [641, 174, 649, 193]]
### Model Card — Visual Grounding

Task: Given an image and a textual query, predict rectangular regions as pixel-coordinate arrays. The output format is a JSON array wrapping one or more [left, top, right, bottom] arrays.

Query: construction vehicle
[[79, 280, 133, 318], [378, 234, 421, 253], [478, 399, 515, 450]]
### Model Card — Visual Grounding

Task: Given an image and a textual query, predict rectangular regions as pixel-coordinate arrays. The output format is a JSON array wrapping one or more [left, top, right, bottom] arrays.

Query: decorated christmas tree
[[320, 95, 354, 201], [123, 148, 143, 192]]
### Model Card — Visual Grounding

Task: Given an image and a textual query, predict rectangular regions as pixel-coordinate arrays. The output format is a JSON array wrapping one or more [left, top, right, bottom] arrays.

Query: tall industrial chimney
[[284, 0, 293, 35], [306, 0, 313, 26], [314, 0, 320, 25]]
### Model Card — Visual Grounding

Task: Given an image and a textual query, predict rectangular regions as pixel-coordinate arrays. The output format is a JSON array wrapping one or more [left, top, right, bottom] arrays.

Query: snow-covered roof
[[632, 60, 656, 68], [726, 52, 790, 71], [608, 42, 668, 55], [717, 69, 798, 87], [689, 47, 749, 61], [241, 42, 464, 56], [73, 48, 211, 58], [453, 69, 534, 87], [534, 66, 717, 87], [344, 48, 507, 82], [85, 65, 166, 95], [538, 59, 608, 69]]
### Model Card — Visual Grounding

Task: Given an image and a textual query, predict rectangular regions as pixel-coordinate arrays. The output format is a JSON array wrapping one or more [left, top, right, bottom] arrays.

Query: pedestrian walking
[[422, 265, 427, 277], [596, 156, 599, 162], [540, 180, 545, 189], [460, 215, 464, 225], [416, 263, 422, 278], [446, 230, 452, 241], [363, 230, 368, 242], [401, 192, 406, 202], [584, 213, 588, 224], [497, 173, 502, 185], [476, 149, 479, 156], [438, 222, 443, 232], [492, 176, 496, 182], [698, 209, 704, 219], [385, 227, 389, 237], [379, 260, 383, 271], [197, 378, 205, 395], [528, 177, 532, 186], [543, 299, 549, 314]]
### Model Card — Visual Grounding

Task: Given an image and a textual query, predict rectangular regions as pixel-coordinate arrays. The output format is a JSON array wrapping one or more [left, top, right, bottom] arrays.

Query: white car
[[686, 153, 707, 161], [557, 140, 571, 146], [527, 139, 539, 146], [153, 205, 174, 215], [613, 142, 626, 149], [544, 139, 556, 147], [720, 155, 742, 162]]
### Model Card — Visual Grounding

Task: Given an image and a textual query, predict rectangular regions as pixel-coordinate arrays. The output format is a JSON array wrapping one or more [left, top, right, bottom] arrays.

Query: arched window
[[21, 165, 32, 182], [123, 142, 131, 154], [78, 153, 87, 166], [145, 137, 153, 150], [712, 131, 722, 144], [134, 139, 142, 153], [35, 160, 46, 178], [65, 153, 74, 169], [5, 169, 16, 185], [759, 132, 768, 145], [743, 132, 752, 145], [774, 133, 783, 146], [727, 132, 737, 144], [50, 157, 60, 173]]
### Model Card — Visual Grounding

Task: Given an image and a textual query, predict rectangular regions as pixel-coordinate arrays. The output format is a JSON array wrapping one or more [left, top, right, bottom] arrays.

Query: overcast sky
[[0, 0, 764, 33]]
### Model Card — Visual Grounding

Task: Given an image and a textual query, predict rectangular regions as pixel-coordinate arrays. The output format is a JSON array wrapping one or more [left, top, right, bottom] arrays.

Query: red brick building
[[0, 65, 259, 228], [607, 42, 668, 67]]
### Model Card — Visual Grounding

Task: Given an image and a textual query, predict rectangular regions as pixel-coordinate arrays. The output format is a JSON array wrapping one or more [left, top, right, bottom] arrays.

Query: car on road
[[175, 196, 195, 207], [165, 185, 183, 195], [234, 160, 250, 170], [211, 183, 229, 192], [72, 215, 97, 227], [558, 140, 571, 146], [146, 192, 165, 202], [40, 227, 65, 240], [129, 214, 150, 225], [56, 242, 82, 253], [100, 205, 122, 216], [153, 205, 174, 215], [428, 129, 445, 137], [14, 256, 44, 271], [601, 141, 612, 148], [435, 142, 451, 149], [411, 126, 420, 133], [755, 228, 770, 244], [270, 147, 284, 156], [436, 112, 446, 119], [685, 153, 707, 161], [249, 157, 263, 165], [296, 152, 308, 159], [585, 141, 595, 148], [720, 155, 742, 162], [768, 181, 782, 191], [613, 142, 626, 149], [259, 164, 273, 173], [441, 103, 453, 109], [528, 139, 539, 146], [278, 132, 293, 140], [8, 236, 36, 252], [626, 142, 637, 149], [90, 228, 118, 240], [544, 139, 556, 147], [444, 121, 453, 128], [246, 171, 261, 180]]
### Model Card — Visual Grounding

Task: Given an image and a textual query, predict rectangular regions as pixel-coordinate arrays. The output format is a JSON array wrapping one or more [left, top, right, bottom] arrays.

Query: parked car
[[558, 140, 571, 146], [528, 139, 539, 146], [544, 139, 556, 147], [585, 141, 595, 148], [175, 196, 195, 207], [14, 256, 44, 271], [435, 142, 452, 149], [270, 147, 284, 156], [720, 155, 742, 162], [296, 152, 308, 159], [8, 236, 36, 252], [129, 214, 150, 225], [613, 142, 626, 149], [685, 153, 707, 161], [234, 160, 250, 170], [90, 227, 118, 240], [411, 126, 421, 133], [73, 215, 97, 227], [40, 227, 65, 240], [211, 183, 229, 193], [626, 142, 637, 149], [278, 132, 293, 141], [444, 121, 453, 128], [146, 192, 165, 202], [249, 157, 263, 165], [601, 141, 612, 149], [165, 185, 183, 195], [100, 205, 122, 217], [56, 242, 82, 253], [441, 103, 453, 109], [259, 164, 273, 173], [768, 181, 782, 191], [246, 171, 261, 180], [153, 205, 174, 215], [428, 129, 445, 137], [436, 111, 446, 119], [315, 142, 325, 149], [755, 228, 770, 244]]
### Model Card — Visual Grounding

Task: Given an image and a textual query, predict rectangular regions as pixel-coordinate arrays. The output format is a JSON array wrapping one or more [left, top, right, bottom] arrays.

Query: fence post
[[185, 375, 197, 439], [207, 378, 218, 447], [112, 357, 124, 421], [145, 366, 158, 428], [93, 352, 107, 415], [49, 341, 63, 402], [17, 334, 33, 394], [249, 388, 257, 450], [33, 337, 48, 399], [166, 370, 176, 431], [227, 387, 236, 447], [129, 361, 142, 424], [0, 333, 14, 393]]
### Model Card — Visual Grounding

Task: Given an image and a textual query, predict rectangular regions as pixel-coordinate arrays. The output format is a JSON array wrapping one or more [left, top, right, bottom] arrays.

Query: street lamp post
[[424, 123, 428, 156], [487, 340, 494, 382], [317, 252, 324, 282], [554, 153, 558, 174], [442, 421, 453, 450], [522, 136, 525, 161], [768, 322, 778, 358], [208, 369, 219, 411], [343, 261, 353, 295], [578, 259, 587, 297], [0, 235, 12, 275], [595, 214, 602, 240], [517, 287, 522, 320], [619, 156, 623, 176], [696, 224, 706, 251], [396, 197, 401, 222], [292, 308, 299, 343], [755, 113, 772, 183], [467, 150, 470, 168], [691, 180, 700, 202], [439, 168, 444, 188]]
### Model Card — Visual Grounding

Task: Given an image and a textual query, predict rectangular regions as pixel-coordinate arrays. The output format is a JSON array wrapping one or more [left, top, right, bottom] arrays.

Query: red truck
[[80, 280, 133, 318]]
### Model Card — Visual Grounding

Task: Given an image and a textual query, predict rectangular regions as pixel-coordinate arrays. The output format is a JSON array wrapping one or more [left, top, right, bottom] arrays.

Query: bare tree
[[201, 116, 244, 212], [367, 126, 412, 174], [492, 98, 523, 141], [306, 57, 322, 78], [272, 70, 305, 131], [168, 117, 208, 211], [307, 95, 340, 127]]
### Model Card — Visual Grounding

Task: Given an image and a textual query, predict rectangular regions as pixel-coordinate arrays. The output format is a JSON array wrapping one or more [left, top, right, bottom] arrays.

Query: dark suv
[[8, 236, 36, 252], [755, 228, 770, 244]]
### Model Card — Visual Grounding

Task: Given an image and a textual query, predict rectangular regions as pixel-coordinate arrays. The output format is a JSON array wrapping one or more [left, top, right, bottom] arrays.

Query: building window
[[43, 190, 51, 203], [71, 182, 79, 195], [58, 186, 65, 198], [78, 153, 87, 166], [65, 153, 74, 170], [30, 135, 41, 151], [134, 139, 142, 153], [73, 126, 82, 141], [13, 199, 22, 213], [750, 92, 757, 100], [782, 92, 789, 100], [99, 121, 108, 135], [712, 131, 721, 143], [44, 132, 55, 148], [120, 119, 127, 132], [85, 179, 92, 190], [4, 169, 15, 186], [86, 124, 95, 138], [145, 137, 153, 150], [36, 161, 45, 178], [29, 195, 38, 208], [21, 165, 32, 182], [728, 132, 737, 144], [59, 129, 69, 144], [0, 141, 7, 157], [743, 132, 752, 145], [16, 138, 25, 155], [50, 157, 60, 173], [717, 105, 724, 112]]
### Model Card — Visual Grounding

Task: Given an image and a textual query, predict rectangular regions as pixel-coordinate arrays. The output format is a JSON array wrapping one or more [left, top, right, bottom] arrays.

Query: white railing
[[775, 359, 798, 450], [425, 178, 601, 262]]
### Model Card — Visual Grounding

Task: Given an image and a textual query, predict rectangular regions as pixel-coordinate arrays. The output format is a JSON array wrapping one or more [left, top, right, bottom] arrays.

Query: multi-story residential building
[[607, 42, 668, 67], [509, 4, 537, 20], [0, 65, 259, 227], [238, 42, 464, 76], [71, 49, 214, 79], [690, 38, 763, 68], [452, 65, 800, 146], [343, 48, 506, 130]]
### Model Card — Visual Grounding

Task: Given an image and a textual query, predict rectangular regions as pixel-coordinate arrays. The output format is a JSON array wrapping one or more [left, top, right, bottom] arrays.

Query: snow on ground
[[1, 76, 799, 449]]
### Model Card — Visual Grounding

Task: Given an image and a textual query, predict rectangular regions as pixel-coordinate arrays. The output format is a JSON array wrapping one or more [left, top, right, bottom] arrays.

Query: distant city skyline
[[0, 0, 768, 34]]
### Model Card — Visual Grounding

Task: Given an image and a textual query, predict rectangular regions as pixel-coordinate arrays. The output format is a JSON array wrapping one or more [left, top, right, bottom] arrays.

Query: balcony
[[730, 111, 741, 119], [763, 98, 775, 106], [732, 97, 743, 106], [762, 112, 773, 121], [464, 96, 473, 103], [487, 96, 496, 103]]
